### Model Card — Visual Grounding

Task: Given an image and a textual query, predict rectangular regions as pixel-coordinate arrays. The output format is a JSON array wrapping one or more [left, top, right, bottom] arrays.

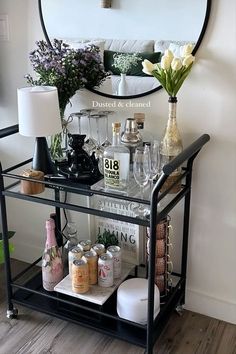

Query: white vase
[[118, 73, 128, 96]]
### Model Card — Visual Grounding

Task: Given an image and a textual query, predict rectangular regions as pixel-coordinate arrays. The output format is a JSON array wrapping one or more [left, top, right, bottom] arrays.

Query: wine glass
[[145, 140, 160, 184], [69, 112, 86, 134], [80, 108, 97, 155], [90, 113, 106, 174], [99, 110, 115, 147], [132, 146, 151, 218]]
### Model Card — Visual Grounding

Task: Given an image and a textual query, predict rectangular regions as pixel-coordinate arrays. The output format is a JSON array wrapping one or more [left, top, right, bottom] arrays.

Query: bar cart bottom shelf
[[11, 271, 185, 349]]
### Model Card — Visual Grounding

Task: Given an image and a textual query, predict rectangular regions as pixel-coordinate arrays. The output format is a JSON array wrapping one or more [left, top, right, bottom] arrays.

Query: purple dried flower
[[25, 39, 108, 110]]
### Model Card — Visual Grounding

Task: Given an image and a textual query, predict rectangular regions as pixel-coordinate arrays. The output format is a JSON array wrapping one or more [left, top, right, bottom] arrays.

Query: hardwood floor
[[0, 261, 235, 354]]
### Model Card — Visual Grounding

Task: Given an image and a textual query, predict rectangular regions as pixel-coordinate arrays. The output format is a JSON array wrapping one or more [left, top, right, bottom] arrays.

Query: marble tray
[[54, 262, 135, 305]]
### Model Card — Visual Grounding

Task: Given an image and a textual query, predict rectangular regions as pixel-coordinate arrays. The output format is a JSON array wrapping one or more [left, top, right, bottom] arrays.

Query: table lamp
[[17, 86, 62, 174]]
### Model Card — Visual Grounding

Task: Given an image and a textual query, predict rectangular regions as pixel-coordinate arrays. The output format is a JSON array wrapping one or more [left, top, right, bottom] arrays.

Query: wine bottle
[[42, 218, 63, 291]]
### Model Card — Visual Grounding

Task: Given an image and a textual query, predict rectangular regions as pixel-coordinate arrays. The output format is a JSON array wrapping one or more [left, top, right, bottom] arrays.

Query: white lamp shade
[[17, 86, 62, 137]]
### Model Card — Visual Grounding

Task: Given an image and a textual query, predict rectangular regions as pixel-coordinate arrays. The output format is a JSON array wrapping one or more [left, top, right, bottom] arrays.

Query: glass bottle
[[159, 96, 183, 193], [103, 122, 130, 190], [50, 212, 63, 248], [134, 113, 153, 145], [63, 222, 79, 266], [42, 218, 63, 291]]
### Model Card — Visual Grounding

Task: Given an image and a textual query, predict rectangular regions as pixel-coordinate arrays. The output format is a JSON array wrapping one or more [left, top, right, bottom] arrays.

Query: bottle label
[[104, 158, 120, 187]]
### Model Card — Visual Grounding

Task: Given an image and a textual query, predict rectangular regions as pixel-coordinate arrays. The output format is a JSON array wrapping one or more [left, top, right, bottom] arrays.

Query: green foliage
[[0, 231, 15, 264], [96, 228, 119, 249]]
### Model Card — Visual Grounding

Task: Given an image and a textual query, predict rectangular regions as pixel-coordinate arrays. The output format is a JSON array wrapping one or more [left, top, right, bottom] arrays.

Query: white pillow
[[63, 39, 105, 61], [168, 43, 182, 57]]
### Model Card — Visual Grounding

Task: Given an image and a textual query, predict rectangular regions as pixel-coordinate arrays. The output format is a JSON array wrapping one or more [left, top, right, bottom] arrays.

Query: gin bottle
[[103, 122, 130, 190], [42, 218, 63, 291]]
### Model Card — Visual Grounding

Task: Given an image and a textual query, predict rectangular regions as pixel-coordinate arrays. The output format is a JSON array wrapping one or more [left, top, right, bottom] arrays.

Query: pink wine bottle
[[42, 218, 63, 291]]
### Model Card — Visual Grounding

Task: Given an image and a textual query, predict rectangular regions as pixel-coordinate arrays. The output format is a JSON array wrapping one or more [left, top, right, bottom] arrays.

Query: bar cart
[[0, 134, 210, 354]]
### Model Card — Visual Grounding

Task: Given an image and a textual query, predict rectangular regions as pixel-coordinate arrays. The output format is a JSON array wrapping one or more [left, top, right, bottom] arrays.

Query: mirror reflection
[[40, 0, 208, 98]]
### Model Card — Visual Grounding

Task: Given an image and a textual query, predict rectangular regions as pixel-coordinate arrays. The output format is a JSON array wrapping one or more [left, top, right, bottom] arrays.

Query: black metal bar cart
[[0, 130, 210, 354]]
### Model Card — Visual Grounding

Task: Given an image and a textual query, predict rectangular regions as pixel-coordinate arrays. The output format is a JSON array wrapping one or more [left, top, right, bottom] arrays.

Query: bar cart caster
[[6, 308, 18, 319]]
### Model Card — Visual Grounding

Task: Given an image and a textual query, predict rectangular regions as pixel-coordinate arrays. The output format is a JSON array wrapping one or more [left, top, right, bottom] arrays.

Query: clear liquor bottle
[[103, 122, 130, 190], [134, 113, 153, 144]]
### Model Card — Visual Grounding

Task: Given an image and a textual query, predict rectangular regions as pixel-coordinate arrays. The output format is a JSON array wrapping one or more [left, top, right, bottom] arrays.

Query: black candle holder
[[56, 134, 101, 184]]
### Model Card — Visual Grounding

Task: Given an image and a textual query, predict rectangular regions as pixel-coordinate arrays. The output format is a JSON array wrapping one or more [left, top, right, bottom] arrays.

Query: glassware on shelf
[[103, 122, 130, 191], [99, 110, 115, 148], [144, 140, 160, 182], [132, 146, 151, 218], [63, 221, 79, 266], [90, 113, 106, 174], [69, 112, 86, 134], [80, 108, 98, 155]]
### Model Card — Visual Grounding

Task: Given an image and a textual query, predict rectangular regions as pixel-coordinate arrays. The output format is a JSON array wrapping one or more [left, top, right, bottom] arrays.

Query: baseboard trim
[[11, 242, 42, 264], [186, 287, 236, 325]]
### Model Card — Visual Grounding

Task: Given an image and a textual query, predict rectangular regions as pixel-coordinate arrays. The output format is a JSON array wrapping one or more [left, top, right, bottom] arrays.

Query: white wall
[[42, 0, 206, 41], [1, 0, 236, 325]]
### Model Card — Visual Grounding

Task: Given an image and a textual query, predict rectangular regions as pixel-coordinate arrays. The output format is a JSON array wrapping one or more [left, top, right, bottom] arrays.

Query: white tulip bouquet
[[142, 44, 195, 97]]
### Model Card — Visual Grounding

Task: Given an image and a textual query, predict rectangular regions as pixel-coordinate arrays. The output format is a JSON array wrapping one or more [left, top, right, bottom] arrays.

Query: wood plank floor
[[0, 261, 235, 354]]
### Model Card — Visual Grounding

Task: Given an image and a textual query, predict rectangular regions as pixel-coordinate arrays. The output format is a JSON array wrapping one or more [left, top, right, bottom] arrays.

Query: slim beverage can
[[107, 245, 121, 278], [98, 253, 113, 287], [72, 257, 89, 294]]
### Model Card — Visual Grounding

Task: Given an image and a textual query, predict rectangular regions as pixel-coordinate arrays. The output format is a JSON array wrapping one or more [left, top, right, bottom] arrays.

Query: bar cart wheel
[[6, 308, 18, 319], [175, 304, 184, 316]]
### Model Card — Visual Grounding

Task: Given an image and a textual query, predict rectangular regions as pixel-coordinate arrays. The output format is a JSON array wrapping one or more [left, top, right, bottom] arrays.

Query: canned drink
[[91, 243, 105, 256], [72, 257, 89, 294], [68, 245, 83, 278], [98, 253, 113, 287], [78, 239, 92, 251], [106, 245, 121, 278], [84, 250, 98, 285]]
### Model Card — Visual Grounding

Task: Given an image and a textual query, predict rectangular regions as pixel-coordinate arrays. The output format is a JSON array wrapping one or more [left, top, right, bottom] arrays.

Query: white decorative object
[[118, 73, 128, 96], [54, 262, 134, 305], [117, 278, 160, 324]]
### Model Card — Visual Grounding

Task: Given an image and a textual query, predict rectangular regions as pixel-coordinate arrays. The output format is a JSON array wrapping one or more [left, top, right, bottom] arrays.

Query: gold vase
[[160, 97, 183, 193]]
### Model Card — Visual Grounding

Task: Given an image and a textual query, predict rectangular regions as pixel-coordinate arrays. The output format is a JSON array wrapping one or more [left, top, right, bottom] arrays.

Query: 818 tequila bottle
[[103, 122, 130, 191]]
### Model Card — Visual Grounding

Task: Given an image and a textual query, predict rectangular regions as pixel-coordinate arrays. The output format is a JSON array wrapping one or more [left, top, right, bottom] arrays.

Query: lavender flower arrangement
[[26, 39, 108, 113], [26, 39, 108, 159]]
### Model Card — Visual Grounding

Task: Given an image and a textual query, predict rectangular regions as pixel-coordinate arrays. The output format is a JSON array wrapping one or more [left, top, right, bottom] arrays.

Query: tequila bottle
[[103, 122, 130, 190]]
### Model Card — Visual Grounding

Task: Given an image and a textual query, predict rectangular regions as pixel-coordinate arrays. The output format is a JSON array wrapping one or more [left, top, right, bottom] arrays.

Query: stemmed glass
[[90, 113, 106, 160], [99, 110, 115, 147], [80, 109, 97, 155], [69, 112, 86, 134], [145, 140, 160, 185], [132, 146, 151, 218]]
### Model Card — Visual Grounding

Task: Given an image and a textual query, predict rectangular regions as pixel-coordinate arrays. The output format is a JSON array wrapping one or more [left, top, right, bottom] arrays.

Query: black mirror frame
[[38, 0, 211, 100]]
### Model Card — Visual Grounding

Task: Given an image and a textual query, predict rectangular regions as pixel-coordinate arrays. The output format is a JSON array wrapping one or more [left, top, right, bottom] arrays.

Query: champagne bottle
[[42, 218, 63, 291]]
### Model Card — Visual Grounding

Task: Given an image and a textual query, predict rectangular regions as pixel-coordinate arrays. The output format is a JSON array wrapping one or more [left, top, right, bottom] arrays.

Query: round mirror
[[38, 0, 211, 99]]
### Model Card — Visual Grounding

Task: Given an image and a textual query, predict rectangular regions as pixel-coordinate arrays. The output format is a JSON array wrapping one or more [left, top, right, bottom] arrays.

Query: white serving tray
[[54, 262, 135, 305]]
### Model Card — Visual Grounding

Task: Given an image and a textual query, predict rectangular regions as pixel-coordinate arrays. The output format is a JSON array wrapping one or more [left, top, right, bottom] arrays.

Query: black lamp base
[[32, 137, 56, 175]]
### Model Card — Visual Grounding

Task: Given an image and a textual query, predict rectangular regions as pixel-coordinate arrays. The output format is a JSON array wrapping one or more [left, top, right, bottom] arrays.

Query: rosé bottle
[[42, 218, 63, 291]]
